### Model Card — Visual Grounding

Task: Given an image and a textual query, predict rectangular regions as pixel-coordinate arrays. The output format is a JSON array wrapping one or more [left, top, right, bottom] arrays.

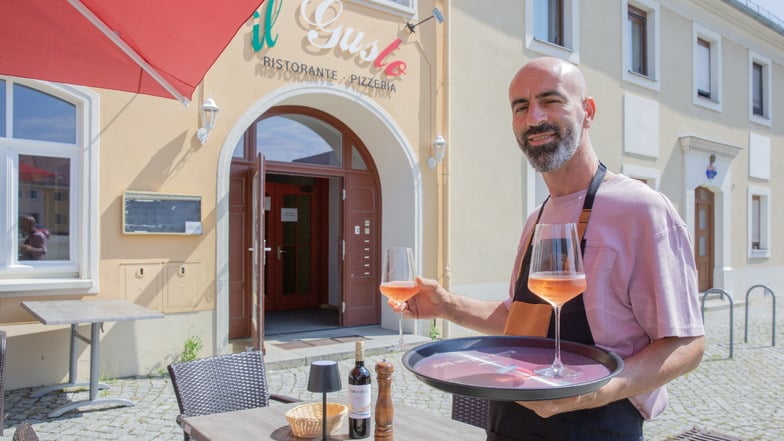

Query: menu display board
[[123, 191, 202, 235]]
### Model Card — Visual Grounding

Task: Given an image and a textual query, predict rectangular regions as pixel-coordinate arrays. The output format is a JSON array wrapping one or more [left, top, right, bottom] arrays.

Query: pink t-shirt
[[505, 174, 705, 420]]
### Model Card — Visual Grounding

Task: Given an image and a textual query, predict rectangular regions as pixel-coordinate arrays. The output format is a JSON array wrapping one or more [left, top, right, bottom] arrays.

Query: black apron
[[488, 162, 644, 441]]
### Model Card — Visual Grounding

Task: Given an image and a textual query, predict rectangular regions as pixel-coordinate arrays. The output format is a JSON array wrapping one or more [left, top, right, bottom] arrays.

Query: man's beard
[[517, 122, 581, 173]]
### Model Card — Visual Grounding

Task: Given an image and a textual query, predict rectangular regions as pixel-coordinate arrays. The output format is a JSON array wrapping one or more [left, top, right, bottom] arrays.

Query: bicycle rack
[[701, 288, 733, 358], [744, 284, 776, 347]]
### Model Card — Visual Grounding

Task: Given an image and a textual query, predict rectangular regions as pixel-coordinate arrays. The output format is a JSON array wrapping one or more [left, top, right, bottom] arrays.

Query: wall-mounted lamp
[[406, 8, 445, 33], [196, 97, 220, 145], [428, 135, 447, 170], [706, 153, 717, 180]]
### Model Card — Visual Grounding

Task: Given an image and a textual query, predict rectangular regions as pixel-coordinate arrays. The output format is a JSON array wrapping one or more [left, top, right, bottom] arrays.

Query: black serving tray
[[402, 336, 623, 401]]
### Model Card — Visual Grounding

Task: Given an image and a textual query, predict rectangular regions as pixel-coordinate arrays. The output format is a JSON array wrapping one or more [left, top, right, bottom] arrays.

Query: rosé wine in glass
[[527, 272, 586, 306], [379, 281, 419, 303]]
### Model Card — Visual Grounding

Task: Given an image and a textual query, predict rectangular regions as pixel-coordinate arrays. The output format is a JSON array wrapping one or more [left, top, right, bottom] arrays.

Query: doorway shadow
[[264, 308, 339, 336]]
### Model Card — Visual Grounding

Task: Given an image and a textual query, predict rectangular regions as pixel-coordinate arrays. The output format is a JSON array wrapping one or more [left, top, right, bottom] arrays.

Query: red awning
[[0, 0, 265, 104], [19, 162, 56, 182]]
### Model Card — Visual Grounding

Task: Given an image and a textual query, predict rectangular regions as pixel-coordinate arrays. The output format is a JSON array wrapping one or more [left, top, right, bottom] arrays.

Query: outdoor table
[[21, 299, 164, 417], [179, 402, 486, 441]]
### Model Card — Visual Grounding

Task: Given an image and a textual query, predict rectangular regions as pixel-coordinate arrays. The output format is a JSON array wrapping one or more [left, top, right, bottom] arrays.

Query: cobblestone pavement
[[2, 297, 780, 440]]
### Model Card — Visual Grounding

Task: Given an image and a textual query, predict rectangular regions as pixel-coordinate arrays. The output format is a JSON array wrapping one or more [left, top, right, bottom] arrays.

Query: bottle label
[[347, 384, 371, 418]]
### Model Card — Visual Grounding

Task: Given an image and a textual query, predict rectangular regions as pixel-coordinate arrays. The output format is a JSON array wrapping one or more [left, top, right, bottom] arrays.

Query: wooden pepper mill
[[374, 359, 394, 441]]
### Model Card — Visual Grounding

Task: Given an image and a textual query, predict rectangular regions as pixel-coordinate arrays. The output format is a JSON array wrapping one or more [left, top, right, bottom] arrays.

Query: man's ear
[[582, 97, 596, 128]]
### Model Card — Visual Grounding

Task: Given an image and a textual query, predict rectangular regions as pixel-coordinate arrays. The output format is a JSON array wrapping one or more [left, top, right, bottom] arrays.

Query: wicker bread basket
[[285, 402, 348, 438]]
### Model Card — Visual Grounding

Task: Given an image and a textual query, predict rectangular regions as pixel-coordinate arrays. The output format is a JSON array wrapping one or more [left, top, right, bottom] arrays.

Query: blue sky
[[752, 0, 784, 23]]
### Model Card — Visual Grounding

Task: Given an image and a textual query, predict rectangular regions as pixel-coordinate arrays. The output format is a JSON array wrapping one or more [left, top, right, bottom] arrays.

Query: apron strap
[[579, 162, 606, 250]]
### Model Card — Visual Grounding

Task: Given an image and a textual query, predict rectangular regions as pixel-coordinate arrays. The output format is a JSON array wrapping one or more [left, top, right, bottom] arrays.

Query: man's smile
[[527, 132, 556, 145]]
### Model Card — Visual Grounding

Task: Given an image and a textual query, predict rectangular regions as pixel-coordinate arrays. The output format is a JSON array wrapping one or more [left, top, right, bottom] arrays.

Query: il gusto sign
[[251, 0, 407, 78]]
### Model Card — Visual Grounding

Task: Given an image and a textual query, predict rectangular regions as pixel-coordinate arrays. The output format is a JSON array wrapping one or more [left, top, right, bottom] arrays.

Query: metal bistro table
[[21, 299, 164, 417], [180, 402, 486, 441]]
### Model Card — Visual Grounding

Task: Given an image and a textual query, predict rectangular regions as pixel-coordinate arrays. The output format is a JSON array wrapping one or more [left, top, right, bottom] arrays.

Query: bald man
[[19, 215, 47, 260], [392, 58, 705, 440]]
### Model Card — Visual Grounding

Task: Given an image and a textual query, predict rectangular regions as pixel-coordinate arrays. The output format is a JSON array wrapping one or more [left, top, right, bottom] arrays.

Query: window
[[693, 24, 722, 111], [256, 114, 343, 167], [752, 63, 764, 115], [240, 108, 374, 174], [623, 0, 659, 90], [0, 77, 99, 293], [628, 5, 647, 76], [525, 0, 580, 62], [534, 0, 564, 46], [696, 39, 710, 98], [748, 186, 770, 258], [749, 52, 772, 126], [350, 0, 415, 16], [751, 195, 761, 250]]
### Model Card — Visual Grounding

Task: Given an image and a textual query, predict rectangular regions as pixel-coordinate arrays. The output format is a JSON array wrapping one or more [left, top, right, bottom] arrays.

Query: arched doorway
[[228, 105, 381, 339], [694, 186, 714, 292]]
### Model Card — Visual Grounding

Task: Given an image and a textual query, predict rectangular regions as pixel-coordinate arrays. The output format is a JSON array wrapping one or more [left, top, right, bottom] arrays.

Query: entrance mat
[[273, 335, 368, 350]]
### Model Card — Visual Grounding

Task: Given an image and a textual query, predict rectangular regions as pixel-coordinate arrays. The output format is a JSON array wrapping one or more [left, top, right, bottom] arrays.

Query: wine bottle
[[348, 341, 372, 439]]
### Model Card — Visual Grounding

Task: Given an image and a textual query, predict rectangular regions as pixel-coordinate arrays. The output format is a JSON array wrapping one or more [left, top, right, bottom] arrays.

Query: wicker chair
[[1, 330, 6, 436], [451, 394, 490, 430], [168, 350, 299, 441], [12, 422, 39, 441]]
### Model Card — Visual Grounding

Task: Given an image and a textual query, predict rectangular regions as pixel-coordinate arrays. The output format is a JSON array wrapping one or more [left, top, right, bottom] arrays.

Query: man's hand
[[387, 276, 447, 320], [516, 390, 602, 418]]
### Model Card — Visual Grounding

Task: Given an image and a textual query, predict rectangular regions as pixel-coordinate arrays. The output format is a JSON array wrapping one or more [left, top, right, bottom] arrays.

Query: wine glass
[[527, 223, 587, 378], [379, 247, 417, 351]]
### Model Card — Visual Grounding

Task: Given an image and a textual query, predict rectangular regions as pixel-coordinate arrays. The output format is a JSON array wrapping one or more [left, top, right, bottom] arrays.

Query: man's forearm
[[600, 335, 705, 406], [441, 295, 508, 335]]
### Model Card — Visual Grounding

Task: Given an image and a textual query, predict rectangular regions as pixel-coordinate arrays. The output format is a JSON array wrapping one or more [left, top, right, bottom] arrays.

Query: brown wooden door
[[264, 180, 323, 311], [695, 186, 714, 292], [251, 153, 265, 350], [343, 171, 380, 326], [228, 164, 252, 339]]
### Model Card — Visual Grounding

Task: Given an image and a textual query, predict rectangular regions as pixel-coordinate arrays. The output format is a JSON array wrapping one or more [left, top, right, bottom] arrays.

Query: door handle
[[277, 246, 286, 261]]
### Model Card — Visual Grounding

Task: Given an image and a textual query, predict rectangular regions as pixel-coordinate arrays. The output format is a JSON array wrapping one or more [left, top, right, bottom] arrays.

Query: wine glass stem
[[552, 304, 564, 375], [398, 312, 404, 346]]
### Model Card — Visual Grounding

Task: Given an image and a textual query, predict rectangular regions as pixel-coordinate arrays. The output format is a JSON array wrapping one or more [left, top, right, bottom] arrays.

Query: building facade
[[0, 0, 781, 390]]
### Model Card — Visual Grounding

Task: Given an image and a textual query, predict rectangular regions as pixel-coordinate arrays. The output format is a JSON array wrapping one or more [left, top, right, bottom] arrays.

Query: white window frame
[[525, 0, 580, 63], [621, 164, 660, 191], [748, 51, 772, 127], [692, 24, 722, 112], [622, 0, 660, 91], [350, 0, 415, 17], [0, 78, 100, 295], [747, 186, 770, 259]]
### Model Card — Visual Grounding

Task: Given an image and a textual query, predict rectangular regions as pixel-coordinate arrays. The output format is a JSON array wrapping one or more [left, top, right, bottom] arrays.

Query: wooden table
[[180, 402, 486, 441], [21, 299, 164, 417]]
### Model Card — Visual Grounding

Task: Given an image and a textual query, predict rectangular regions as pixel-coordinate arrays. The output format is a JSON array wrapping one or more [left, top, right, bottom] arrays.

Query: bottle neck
[[355, 342, 365, 364]]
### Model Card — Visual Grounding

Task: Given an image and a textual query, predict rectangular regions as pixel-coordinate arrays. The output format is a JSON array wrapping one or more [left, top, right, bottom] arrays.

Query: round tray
[[402, 336, 623, 401]]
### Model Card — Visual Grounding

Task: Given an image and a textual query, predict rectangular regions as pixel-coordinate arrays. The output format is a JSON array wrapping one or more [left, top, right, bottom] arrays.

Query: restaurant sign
[[250, 0, 407, 92]]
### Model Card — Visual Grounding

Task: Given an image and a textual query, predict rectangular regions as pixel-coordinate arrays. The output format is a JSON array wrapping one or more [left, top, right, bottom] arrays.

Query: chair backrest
[[167, 350, 272, 418], [451, 394, 490, 430], [12, 422, 39, 441]]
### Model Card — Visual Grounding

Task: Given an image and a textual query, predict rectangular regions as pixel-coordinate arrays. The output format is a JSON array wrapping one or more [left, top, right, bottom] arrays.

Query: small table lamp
[[307, 360, 342, 441]]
